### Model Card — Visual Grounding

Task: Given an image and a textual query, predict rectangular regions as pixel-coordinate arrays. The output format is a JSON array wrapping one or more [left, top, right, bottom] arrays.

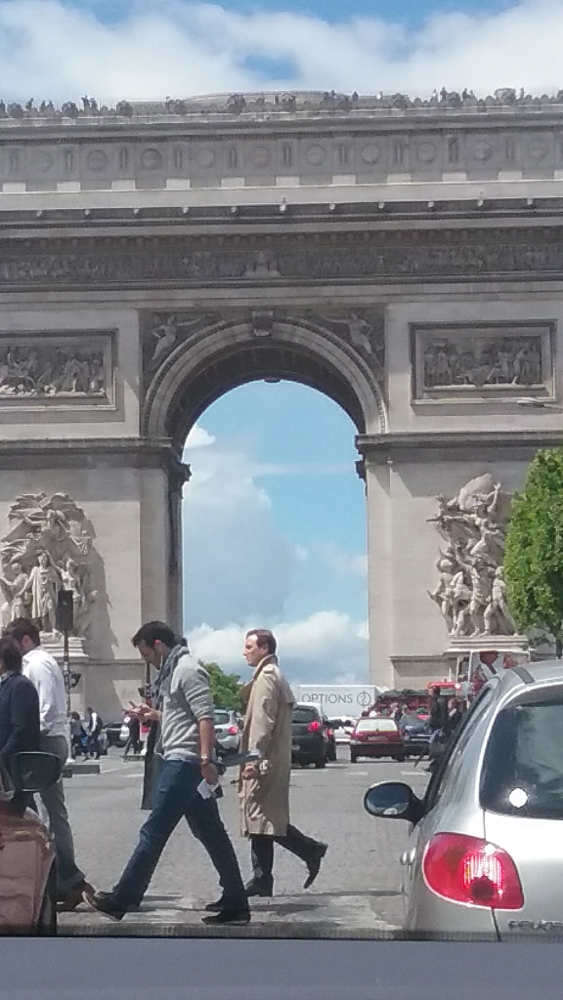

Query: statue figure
[[427, 554, 456, 631], [27, 551, 61, 634], [484, 567, 516, 635], [150, 315, 178, 365], [0, 560, 30, 624]]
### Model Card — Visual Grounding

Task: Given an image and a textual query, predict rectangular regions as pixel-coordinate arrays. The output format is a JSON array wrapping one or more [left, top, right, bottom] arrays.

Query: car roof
[[493, 660, 563, 700]]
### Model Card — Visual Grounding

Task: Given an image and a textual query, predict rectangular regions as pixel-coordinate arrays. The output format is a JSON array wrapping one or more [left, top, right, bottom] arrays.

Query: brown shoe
[[57, 880, 95, 912]]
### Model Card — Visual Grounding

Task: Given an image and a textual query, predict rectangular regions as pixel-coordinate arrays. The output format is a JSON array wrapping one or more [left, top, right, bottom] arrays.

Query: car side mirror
[[10, 752, 62, 793], [363, 781, 423, 824]]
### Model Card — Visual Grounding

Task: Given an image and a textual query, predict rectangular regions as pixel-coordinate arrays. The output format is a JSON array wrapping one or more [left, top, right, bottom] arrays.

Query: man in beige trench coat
[[238, 628, 327, 898]]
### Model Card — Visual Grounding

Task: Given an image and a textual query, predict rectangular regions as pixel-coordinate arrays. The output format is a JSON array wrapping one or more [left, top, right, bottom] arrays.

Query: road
[[58, 746, 430, 937]]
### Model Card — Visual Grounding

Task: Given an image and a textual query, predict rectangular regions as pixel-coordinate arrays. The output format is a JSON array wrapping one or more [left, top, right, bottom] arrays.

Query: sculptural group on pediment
[[0, 492, 98, 639], [420, 329, 546, 393], [428, 474, 515, 638], [0, 340, 107, 399]]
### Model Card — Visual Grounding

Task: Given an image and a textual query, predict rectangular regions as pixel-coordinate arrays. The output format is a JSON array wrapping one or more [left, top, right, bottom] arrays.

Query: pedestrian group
[[0, 617, 328, 925]]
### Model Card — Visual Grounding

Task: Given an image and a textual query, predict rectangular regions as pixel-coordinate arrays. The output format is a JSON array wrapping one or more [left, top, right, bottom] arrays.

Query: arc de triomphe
[[0, 90, 561, 713]]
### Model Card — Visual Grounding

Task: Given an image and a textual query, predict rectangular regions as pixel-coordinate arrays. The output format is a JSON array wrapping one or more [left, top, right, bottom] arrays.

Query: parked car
[[327, 717, 356, 744], [350, 717, 405, 763], [363, 661, 563, 939], [214, 709, 241, 758], [291, 703, 330, 768], [398, 713, 432, 757], [0, 752, 61, 936]]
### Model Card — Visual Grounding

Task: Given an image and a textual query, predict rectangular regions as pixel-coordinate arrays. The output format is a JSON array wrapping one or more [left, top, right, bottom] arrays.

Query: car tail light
[[228, 726, 238, 735], [422, 833, 524, 910], [307, 720, 321, 733], [327, 728, 334, 738]]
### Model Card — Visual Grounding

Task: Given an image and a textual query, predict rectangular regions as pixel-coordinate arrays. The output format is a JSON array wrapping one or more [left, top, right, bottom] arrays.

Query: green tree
[[504, 447, 563, 657], [200, 660, 244, 710]]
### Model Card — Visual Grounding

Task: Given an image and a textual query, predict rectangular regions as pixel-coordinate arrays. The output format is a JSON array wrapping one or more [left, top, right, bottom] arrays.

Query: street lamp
[[56, 589, 74, 717]]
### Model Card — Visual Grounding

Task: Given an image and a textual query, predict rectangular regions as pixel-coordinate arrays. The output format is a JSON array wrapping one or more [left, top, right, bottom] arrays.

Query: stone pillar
[[362, 456, 395, 691]]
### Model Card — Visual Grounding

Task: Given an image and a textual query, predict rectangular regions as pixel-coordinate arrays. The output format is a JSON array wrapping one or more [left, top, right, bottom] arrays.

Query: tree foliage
[[504, 448, 563, 654], [200, 660, 244, 711]]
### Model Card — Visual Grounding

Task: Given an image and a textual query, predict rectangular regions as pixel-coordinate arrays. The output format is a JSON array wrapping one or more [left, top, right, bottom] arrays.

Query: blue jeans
[[112, 759, 246, 909]]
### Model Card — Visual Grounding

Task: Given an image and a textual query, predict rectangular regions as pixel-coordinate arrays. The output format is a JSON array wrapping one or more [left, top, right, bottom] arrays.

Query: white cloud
[[185, 423, 215, 449], [314, 543, 368, 579], [182, 434, 295, 625], [188, 610, 369, 682], [2, 1, 563, 101], [181, 422, 369, 680]]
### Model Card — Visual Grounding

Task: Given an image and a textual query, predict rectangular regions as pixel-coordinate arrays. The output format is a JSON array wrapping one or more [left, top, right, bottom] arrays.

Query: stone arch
[[143, 318, 387, 447]]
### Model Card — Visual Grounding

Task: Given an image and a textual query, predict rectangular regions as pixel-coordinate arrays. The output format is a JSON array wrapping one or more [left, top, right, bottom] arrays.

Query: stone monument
[[428, 473, 528, 659], [0, 492, 98, 660]]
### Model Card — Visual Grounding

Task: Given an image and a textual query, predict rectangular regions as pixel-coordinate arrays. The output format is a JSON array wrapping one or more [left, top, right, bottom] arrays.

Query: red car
[[349, 717, 405, 763], [0, 752, 60, 935]]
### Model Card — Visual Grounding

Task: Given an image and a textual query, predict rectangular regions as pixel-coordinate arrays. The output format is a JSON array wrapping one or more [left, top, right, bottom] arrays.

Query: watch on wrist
[[200, 755, 211, 765]]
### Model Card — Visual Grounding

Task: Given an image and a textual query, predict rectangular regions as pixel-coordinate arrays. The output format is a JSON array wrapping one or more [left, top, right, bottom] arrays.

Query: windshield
[[214, 711, 231, 725], [356, 719, 397, 732], [292, 707, 320, 724], [481, 695, 563, 819]]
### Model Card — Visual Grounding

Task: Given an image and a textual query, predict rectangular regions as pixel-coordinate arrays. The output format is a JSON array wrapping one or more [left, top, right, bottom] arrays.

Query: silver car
[[364, 661, 563, 939], [214, 709, 241, 757]]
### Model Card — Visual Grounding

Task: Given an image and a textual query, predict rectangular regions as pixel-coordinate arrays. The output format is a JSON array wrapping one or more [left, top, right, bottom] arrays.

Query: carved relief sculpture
[[142, 311, 220, 384], [0, 333, 113, 402], [311, 308, 385, 387], [414, 324, 552, 401], [0, 492, 98, 640], [427, 473, 515, 637]]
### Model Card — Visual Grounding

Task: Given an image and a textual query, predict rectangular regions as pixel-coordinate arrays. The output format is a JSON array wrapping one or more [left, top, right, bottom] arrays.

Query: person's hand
[[137, 705, 160, 722], [201, 761, 219, 786], [242, 763, 259, 780]]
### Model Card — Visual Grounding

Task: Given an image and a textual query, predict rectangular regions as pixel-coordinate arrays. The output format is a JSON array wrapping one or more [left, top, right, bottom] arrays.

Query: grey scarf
[[153, 643, 187, 710]]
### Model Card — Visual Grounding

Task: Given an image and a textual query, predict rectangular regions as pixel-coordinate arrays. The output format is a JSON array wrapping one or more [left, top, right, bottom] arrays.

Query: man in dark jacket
[[0, 636, 40, 778]]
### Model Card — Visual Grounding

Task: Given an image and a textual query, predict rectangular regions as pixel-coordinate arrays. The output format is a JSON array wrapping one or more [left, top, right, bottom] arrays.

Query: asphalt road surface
[[59, 746, 430, 937]]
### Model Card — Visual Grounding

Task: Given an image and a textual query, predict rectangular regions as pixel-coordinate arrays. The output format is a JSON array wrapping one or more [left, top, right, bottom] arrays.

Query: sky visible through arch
[[182, 383, 369, 685]]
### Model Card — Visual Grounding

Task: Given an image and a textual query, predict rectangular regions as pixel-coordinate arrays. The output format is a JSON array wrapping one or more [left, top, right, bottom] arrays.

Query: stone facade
[[0, 95, 562, 711]]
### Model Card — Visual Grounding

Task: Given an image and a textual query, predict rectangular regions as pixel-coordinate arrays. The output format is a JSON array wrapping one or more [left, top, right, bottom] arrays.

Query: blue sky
[[182, 384, 369, 683]]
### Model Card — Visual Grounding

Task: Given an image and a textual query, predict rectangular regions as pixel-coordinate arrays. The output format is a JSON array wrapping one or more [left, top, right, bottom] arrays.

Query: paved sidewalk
[[59, 890, 401, 938]]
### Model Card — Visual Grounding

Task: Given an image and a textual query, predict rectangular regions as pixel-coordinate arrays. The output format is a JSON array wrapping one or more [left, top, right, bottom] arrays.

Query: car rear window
[[356, 718, 397, 732], [481, 696, 563, 820], [214, 711, 230, 725], [292, 707, 320, 724]]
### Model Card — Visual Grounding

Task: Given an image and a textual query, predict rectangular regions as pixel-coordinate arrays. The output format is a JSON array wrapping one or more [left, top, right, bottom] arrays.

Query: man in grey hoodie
[[84, 621, 249, 925]]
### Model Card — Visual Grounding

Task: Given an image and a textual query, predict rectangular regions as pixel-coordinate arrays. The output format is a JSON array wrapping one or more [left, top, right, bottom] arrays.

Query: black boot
[[244, 877, 274, 898], [205, 896, 225, 912], [304, 843, 328, 889]]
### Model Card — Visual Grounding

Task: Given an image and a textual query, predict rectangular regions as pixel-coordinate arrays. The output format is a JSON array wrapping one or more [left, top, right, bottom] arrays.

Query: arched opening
[[180, 379, 369, 686], [143, 318, 386, 446], [143, 314, 384, 687]]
